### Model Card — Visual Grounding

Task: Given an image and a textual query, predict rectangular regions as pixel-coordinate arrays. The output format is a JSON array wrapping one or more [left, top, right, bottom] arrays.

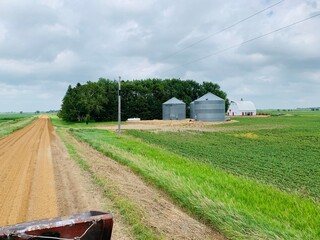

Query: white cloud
[[39, 0, 64, 9], [41, 23, 78, 37], [0, 24, 7, 43], [102, 0, 156, 11], [0, 0, 320, 111], [303, 70, 320, 83], [53, 50, 78, 68], [0, 83, 30, 97], [0, 50, 78, 76], [0, 59, 38, 75], [110, 57, 169, 79]]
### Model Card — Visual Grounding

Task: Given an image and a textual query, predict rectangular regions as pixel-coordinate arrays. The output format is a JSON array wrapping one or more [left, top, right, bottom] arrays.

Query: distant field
[[0, 113, 36, 138], [0, 113, 35, 121], [68, 111, 320, 239]]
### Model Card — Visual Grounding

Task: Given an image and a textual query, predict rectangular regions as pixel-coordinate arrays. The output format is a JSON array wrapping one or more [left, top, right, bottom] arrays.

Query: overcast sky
[[0, 0, 319, 112]]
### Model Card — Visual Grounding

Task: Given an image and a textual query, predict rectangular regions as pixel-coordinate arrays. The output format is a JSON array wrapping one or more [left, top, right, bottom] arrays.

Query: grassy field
[[52, 111, 320, 239], [0, 113, 36, 138], [0, 113, 34, 122], [50, 115, 118, 128]]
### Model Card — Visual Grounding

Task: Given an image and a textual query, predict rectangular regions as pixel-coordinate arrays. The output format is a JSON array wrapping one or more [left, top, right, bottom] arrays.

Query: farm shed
[[193, 92, 225, 122], [162, 97, 186, 120], [227, 99, 256, 116]]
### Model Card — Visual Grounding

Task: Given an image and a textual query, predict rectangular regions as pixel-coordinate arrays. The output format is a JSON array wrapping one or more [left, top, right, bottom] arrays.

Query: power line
[[161, 0, 285, 61], [132, 1, 285, 78], [162, 12, 320, 75]]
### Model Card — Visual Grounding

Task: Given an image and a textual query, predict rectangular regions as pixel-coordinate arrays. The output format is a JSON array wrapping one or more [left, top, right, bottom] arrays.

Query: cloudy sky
[[0, 0, 319, 112]]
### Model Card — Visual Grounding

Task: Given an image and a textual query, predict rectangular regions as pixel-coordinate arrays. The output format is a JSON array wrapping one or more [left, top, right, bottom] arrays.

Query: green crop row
[[127, 113, 320, 199]]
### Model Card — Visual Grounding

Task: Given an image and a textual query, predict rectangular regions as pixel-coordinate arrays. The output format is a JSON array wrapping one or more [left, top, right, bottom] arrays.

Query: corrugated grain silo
[[162, 97, 186, 120], [194, 92, 225, 122], [190, 101, 195, 119]]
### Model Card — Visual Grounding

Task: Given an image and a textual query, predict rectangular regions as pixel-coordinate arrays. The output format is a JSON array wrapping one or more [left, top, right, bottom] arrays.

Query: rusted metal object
[[0, 211, 113, 240]]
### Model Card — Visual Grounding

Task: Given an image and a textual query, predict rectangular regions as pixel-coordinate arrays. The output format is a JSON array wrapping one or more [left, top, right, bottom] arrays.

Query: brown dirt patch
[[97, 119, 236, 132]]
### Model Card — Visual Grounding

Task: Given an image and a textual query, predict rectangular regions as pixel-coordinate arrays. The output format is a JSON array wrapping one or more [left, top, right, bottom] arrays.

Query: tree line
[[58, 78, 230, 122]]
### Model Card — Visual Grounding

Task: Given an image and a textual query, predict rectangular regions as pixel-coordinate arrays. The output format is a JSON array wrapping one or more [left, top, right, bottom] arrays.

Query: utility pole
[[118, 76, 121, 137]]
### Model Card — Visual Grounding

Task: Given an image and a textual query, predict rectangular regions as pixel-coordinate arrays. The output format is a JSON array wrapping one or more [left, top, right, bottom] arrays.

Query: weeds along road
[[0, 116, 58, 226]]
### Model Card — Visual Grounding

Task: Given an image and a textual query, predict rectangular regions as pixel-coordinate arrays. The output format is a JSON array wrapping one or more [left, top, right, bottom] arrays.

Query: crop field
[[128, 112, 320, 199], [68, 111, 320, 240], [0, 113, 36, 138], [0, 113, 35, 123]]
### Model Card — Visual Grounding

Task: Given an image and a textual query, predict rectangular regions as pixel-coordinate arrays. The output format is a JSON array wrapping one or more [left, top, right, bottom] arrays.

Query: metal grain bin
[[194, 92, 225, 122], [162, 97, 186, 120], [190, 101, 195, 119]]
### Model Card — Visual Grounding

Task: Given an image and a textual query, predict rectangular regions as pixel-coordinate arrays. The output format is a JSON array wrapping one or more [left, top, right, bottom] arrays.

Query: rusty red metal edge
[[0, 211, 113, 240]]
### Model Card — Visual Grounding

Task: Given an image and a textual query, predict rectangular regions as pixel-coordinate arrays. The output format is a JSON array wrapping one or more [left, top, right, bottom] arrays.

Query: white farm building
[[227, 99, 256, 116]]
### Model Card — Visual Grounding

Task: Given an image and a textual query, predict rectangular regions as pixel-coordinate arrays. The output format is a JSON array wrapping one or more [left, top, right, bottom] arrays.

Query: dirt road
[[0, 116, 58, 226], [0, 116, 107, 225], [0, 117, 224, 239], [0, 116, 132, 238]]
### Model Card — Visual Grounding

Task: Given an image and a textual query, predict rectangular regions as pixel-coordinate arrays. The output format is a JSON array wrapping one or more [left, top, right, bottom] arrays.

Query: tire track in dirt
[[52, 129, 132, 240], [0, 116, 58, 226], [65, 131, 226, 240]]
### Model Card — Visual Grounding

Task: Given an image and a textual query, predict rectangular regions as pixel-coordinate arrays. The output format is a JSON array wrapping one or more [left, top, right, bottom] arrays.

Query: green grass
[[0, 114, 37, 138], [49, 115, 121, 129], [0, 113, 32, 125], [128, 112, 320, 199], [256, 109, 318, 116], [56, 128, 161, 240], [70, 127, 320, 240]]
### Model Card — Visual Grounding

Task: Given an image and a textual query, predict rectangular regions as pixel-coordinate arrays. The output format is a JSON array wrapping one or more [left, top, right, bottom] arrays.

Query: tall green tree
[[59, 78, 229, 122], [58, 81, 108, 122]]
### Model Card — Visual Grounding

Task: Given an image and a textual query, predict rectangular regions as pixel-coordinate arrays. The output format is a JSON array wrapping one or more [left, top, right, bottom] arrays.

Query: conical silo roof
[[195, 92, 223, 101], [163, 97, 185, 105]]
